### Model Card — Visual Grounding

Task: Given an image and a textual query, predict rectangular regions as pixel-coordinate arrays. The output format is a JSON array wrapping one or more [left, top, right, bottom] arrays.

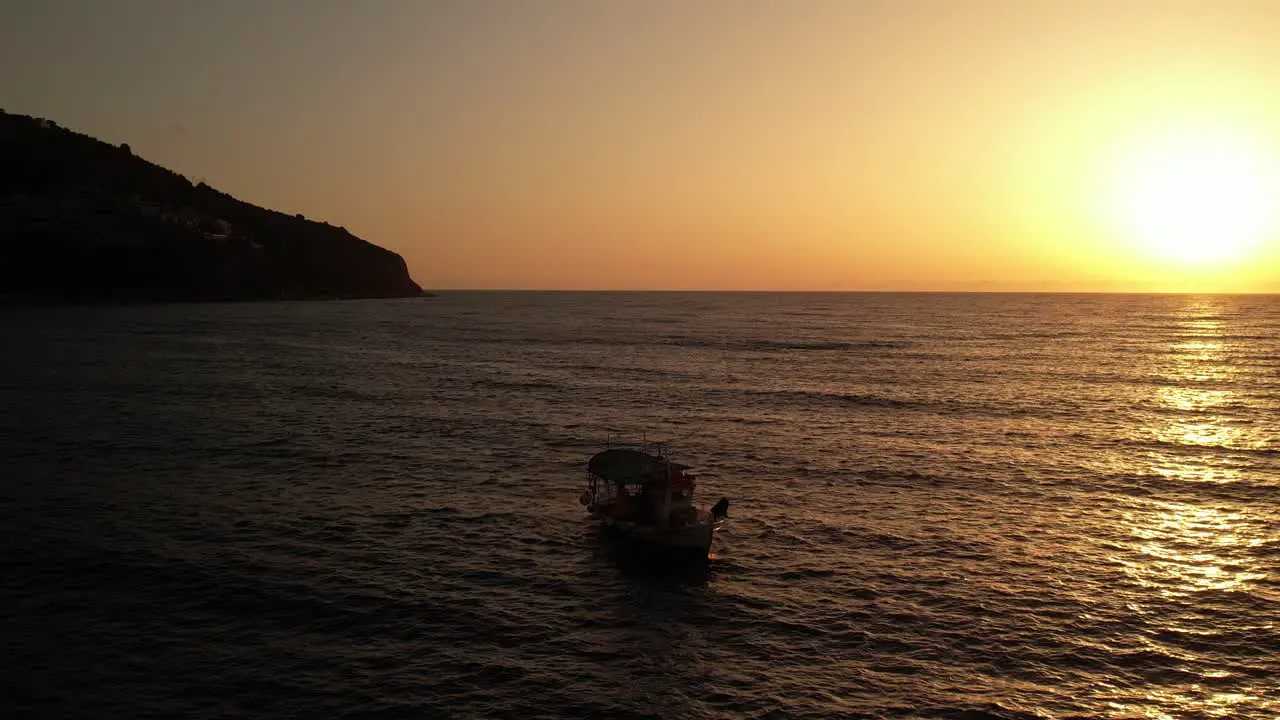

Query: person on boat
[[636, 483, 660, 524], [616, 489, 634, 520]]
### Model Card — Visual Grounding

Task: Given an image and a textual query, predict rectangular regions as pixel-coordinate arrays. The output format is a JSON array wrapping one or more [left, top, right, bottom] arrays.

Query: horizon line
[[420, 289, 1280, 296]]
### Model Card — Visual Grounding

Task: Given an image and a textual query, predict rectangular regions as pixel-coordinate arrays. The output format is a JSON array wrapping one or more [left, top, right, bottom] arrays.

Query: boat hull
[[593, 512, 719, 559]]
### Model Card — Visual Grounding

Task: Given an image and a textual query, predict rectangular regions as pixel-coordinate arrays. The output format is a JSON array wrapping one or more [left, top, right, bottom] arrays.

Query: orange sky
[[4, 0, 1280, 291]]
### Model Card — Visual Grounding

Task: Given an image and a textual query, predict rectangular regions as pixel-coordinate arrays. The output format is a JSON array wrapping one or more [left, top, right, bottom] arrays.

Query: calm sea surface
[[2, 292, 1277, 719]]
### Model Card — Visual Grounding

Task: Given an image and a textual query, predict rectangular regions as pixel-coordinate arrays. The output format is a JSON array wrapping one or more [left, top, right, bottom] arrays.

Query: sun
[[1103, 126, 1279, 264]]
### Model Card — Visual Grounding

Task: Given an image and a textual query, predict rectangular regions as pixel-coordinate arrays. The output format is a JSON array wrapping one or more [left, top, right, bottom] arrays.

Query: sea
[[1, 292, 1276, 720]]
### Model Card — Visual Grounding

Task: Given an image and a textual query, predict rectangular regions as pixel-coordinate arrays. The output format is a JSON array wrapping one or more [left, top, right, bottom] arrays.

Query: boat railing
[[603, 432, 671, 462]]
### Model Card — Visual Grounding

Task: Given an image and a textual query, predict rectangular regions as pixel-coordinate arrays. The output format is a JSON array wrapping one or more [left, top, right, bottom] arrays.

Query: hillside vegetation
[[0, 110, 425, 303]]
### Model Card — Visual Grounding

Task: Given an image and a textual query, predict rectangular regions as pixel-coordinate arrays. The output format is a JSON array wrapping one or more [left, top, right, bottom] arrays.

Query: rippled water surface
[[2, 292, 1278, 719]]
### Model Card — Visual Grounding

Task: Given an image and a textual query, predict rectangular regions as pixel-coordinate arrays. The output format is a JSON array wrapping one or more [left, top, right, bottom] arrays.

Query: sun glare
[[1104, 127, 1280, 264]]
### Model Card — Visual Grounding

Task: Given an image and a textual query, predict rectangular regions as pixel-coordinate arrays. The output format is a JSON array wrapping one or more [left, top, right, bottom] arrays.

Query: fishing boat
[[580, 442, 729, 558]]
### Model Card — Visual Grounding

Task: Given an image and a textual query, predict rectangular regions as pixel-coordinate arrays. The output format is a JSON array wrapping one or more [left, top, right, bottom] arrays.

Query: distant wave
[[1062, 471, 1278, 503], [1126, 436, 1278, 459], [728, 386, 1086, 421], [664, 336, 913, 352], [562, 364, 705, 383], [469, 377, 561, 391], [459, 333, 918, 355], [743, 387, 921, 411], [1005, 369, 1269, 393], [1169, 333, 1276, 341]]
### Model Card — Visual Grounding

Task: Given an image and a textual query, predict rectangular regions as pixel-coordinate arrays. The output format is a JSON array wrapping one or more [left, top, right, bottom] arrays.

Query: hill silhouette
[[0, 109, 426, 303]]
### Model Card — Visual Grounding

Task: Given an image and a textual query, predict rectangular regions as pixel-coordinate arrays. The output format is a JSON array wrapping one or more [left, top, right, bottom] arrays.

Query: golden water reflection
[[1122, 502, 1267, 596], [1144, 298, 1268, 482], [1116, 299, 1275, 717], [1112, 499, 1274, 719], [1133, 300, 1263, 592], [1112, 687, 1277, 720]]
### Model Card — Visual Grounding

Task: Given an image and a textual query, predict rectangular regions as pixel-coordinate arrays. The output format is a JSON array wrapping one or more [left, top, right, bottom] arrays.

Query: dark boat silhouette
[[580, 441, 729, 558]]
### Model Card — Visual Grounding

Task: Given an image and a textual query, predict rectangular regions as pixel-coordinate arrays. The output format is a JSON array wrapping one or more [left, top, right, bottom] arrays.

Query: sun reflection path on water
[[1108, 499, 1277, 719], [1113, 689, 1277, 720], [1106, 298, 1278, 718], [1120, 502, 1268, 598], [1145, 298, 1270, 481]]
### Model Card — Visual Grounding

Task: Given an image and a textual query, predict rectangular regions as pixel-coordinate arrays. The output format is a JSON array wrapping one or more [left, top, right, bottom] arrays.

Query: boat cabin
[[584, 446, 701, 528]]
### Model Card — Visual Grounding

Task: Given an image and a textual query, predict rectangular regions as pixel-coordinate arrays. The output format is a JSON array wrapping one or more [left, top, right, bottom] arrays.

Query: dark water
[[2, 292, 1277, 719]]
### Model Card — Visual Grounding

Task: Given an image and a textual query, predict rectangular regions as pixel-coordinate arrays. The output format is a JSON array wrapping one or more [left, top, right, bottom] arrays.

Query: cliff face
[[0, 111, 426, 303]]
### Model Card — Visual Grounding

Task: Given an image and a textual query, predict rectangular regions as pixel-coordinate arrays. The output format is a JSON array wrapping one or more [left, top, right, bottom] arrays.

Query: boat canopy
[[588, 448, 691, 485]]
